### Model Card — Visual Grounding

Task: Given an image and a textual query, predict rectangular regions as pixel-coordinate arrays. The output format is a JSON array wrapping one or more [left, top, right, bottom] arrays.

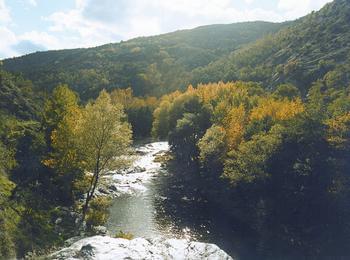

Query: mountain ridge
[[190, 0, 350, 93], [2, 21, 287, 98], [3, 0, 350, 99]]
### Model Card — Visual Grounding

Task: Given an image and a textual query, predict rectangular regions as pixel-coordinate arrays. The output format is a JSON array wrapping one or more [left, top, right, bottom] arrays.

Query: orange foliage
[[250, 97, 304, 121], [224, 105, 247, 149]]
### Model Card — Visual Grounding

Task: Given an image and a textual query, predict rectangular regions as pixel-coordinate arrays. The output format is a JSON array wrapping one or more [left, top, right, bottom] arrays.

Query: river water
[[106, 142, 253, 259], [105, 141, 350, 260]]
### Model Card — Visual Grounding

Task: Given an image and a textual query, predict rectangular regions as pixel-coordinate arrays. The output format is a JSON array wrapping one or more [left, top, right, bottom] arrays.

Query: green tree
[[152, 100, 171, 139], [273, 83, 301, 100], [198, 125, 227, 172], [79, 90, 132, 222], [0, 141, 17, 258]]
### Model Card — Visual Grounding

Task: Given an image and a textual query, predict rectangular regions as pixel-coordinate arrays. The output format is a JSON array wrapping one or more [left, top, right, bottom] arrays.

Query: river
[[105, 141, 257, 259]]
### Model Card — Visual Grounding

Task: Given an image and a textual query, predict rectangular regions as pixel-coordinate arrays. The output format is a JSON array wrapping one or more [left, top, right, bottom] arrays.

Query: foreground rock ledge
[[49, 235, 233, 260]]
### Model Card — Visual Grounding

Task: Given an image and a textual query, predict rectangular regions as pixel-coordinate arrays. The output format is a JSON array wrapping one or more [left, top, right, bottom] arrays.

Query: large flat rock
[[50, 235, 233, 260]]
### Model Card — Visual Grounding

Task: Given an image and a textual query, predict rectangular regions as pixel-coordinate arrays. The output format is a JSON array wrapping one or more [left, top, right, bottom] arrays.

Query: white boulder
[[50, 235, 233, 260]]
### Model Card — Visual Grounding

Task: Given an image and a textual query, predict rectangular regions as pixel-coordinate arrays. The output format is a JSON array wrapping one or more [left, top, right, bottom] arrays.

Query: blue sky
[[0, 0, 332, 59]]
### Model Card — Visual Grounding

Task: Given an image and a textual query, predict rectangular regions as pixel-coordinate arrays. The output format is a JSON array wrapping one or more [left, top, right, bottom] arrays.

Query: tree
[[111, 88, 158, 137], [198, 125, 227, 172], [45, 105, 83, 203], [152, 100, 171, 139], [168, 94, 211, 164], [42, 85, 82, 203], [0, 141, 17, 258], [79, 90, 132, 222], [273, 84, 301, 100], [43, 84, 80, 146], [224, 125, 283, 185]]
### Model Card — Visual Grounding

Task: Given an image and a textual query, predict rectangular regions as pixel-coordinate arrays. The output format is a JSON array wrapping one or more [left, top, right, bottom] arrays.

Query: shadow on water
[[150, 162, 260, 260], [107, 142, 259, 259], [107, 142, 350, 260]]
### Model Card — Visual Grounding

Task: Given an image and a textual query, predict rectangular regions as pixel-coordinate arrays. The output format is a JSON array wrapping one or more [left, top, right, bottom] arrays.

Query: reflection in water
[[107, 142, 253, 259], [107, 141, 196, 239], [107, 141, 350, 259], [106, 142, 182, 238]]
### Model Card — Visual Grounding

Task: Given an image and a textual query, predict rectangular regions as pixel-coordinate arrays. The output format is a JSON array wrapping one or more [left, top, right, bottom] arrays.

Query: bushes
[[114, 231, 134, 240], [86, 197, 111, 228]]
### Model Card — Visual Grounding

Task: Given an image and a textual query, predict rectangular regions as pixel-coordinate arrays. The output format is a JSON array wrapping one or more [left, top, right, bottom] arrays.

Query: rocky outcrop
[[49, 235, 233, 260]]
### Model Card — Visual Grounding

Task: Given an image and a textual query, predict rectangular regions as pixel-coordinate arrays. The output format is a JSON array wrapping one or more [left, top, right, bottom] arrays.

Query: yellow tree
[[250, 97, 305, 121], [224, 104, 247, 150], [43, 84, 80, 140], [79, 90, 132, 221], [42, 85, 82, 203]]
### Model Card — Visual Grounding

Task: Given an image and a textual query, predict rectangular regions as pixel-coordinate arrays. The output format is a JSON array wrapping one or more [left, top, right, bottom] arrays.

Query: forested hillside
[[1, 0, 350, 258], [151, 80, 350, 258], [3, 1, 350, 100], [191, 0, 350, 94], [0, 67, 40, 120], [2, 22, 285, 99], [0, 65, 133, 257]]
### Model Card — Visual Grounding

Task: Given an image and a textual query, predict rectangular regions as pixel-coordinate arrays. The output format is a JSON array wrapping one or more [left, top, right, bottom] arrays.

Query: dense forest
[[3, 22, 285, 99], [3, 1, 350, 101], [151, 80, 350, 258], [191, 0, 350, 95], [0, 65, 133, 257], [1, 0, 350, 258]]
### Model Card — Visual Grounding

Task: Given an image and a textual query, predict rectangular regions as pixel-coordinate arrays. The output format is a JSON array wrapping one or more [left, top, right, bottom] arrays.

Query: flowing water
[[106, 142, 252, 259], [105, 141, 349, 260], [106, 142, 177, 238]]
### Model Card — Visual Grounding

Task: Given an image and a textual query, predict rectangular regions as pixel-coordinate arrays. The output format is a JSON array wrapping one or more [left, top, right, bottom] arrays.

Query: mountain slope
[[0, 68, 39, 120], [191, 0, 350, 94], [2, 22, 285, 99]]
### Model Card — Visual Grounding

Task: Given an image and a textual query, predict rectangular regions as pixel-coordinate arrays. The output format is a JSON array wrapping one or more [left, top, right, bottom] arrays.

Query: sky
[[0, 0, 332, 59]]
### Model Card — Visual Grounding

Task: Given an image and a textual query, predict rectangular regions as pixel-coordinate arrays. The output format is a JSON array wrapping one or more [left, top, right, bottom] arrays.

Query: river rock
[[91, 225, 108, 235], [49, 235, 233, 260], [55, 217, 63, 225], [108, 184, 117, 191]]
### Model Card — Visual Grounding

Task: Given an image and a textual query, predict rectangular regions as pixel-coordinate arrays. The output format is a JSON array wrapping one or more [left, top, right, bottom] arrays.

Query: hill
[[3, 1, 349, 99], [2, 22, 285, 99], [191, 0, 350, 94], [0, 67, 39, 120]]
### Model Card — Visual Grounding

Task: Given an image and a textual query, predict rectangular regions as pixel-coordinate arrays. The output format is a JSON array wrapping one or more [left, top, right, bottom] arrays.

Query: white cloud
[[0, 0, 16, 58], [28, 0, 38, 7], [19, 31, 58, 48], [0, 26, 18, 58], [0, 0, 11, 24], [45, 9, 122, 48], [0, 0, 332, 58], [0, 28, 61, 58], [44, 0, 289, 49], [278, 0, 332, 20]]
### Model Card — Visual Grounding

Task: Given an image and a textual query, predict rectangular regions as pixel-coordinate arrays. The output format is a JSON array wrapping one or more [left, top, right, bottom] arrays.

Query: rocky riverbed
[[94, 142, 169, 198], [49, 142, 234, 259], [49, 235, 233, 260]]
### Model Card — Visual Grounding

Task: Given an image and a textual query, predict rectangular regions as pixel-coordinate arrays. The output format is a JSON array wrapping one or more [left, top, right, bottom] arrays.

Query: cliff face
[[49, 235, 233, 260]]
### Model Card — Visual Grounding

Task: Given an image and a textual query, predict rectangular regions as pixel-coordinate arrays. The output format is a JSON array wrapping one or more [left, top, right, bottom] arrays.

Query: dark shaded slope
[[191, 0, 350, 94], [0, 69, 39, 120]]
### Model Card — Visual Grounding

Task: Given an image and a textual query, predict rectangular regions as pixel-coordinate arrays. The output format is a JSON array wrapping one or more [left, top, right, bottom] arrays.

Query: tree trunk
[[81, 150, 102, 224], [81, 171, 100, 223]]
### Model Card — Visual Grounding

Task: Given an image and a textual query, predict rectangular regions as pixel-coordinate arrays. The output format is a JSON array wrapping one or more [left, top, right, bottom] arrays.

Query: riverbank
[[94, 142, 169, 198], [49, 235, 233, 259], [47, 141, 234, 259]]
